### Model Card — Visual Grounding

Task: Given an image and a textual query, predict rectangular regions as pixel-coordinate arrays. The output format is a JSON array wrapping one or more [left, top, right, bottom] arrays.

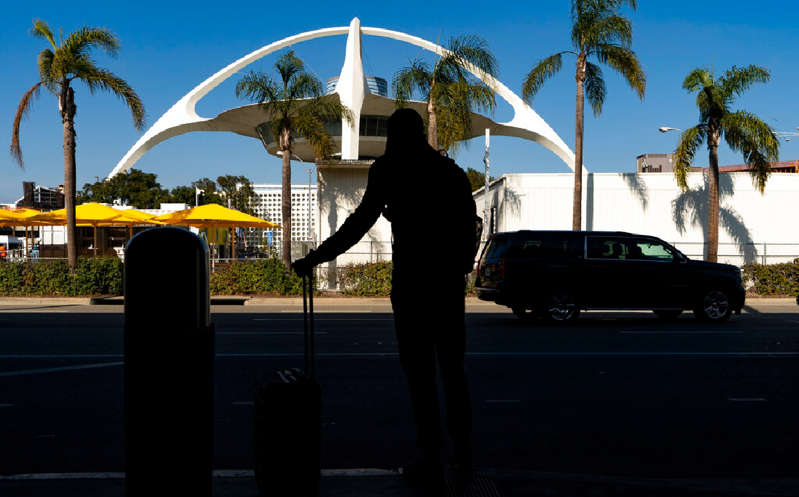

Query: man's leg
[[392, 298, 442, 462], [436, 285, 472, 469]]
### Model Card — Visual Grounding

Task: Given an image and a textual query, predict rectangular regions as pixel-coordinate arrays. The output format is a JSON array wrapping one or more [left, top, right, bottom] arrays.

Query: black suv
[[475, 231, 745, 322]]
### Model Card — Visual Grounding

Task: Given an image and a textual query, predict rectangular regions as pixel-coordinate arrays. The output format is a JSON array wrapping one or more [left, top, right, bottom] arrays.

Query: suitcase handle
[[302, 273, 315, 381]]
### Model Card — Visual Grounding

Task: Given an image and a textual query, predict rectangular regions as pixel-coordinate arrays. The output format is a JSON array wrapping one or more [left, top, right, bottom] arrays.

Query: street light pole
[[483, 128, 490, 240]]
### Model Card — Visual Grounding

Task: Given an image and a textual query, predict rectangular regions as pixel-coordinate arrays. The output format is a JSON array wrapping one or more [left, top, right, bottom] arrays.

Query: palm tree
[[235, 50, 350, 269], [522, 0, 645, 230], [392, 34, 498, 152], [673, 65, 779, 263], [11, 20, 145, 269]]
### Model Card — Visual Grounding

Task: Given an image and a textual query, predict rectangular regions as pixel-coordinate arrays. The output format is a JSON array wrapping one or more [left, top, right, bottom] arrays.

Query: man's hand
[[291, 256, 314, 277]]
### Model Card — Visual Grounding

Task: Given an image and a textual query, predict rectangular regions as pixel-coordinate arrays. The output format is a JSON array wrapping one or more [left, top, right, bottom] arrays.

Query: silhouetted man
[[292, 108, 477, 491]]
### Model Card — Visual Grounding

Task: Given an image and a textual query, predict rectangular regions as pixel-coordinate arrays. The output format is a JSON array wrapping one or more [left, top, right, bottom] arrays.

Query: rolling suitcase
[[254, 274, 322, 497]]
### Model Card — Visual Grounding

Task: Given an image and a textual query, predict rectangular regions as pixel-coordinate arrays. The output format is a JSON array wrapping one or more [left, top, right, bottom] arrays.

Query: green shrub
[[338, 261, 393, 296], [0, 258, 123, 296], [742, 259, 799, 296], [210, 258, 302, 295]]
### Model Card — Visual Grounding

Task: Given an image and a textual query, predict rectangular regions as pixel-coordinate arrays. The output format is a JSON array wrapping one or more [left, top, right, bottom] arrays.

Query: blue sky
[[1, 0, 797, 203]]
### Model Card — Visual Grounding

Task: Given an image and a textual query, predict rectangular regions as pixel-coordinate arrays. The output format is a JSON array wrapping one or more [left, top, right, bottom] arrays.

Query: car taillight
[[499, 258, 506, 279]]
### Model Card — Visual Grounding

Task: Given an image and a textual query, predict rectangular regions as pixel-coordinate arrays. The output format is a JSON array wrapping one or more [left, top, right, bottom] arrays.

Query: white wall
[[473, 171, 799, 266], [317, 165, 392, 289]]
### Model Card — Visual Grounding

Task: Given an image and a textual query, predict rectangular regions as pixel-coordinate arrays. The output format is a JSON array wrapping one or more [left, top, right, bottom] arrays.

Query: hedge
[[337, 261, 393, 296], [337, 261, 476, 296], [209, 259, 303, 295], [0, 258, 123, 296], [742, 259, 799, 296], [0, 258, 478, 297]]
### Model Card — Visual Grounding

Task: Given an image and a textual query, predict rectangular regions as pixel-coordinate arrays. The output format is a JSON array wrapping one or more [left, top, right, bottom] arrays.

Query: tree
[[78, 169, 168, 208], [522, 0, 645, 230], [235, 50, 351, 268], [11, 20, 145, 268], [392, 34, 498, 152], [216, 175, 255, 215], [465, 167, 495, 192], [191, 178, 225, 206], [673, 65, 779, 262], [168, 185, 196, 206]]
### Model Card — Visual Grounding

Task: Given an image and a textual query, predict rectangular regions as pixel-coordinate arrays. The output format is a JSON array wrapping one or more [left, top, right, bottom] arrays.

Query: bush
[[0, 258, 123, 296], [742, 259, 799, 296], [209, 258, 302, 295], [338, 261, 393, 296]]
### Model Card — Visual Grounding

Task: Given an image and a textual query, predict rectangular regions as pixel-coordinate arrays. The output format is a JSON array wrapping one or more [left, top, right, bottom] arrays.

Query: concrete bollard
[[124, 227, 214, 497]]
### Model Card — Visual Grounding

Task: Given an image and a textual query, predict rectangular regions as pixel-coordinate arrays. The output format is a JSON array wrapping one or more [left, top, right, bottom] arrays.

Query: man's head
[[384, 108, 427, 157]]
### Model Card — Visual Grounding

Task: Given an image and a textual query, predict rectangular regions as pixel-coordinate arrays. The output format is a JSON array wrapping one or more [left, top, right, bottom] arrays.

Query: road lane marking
[[728, 397, 768, 402], [217, 332, 329, 335], [0, 469, 396, 480], [2, 352, 798, 361], [619, 330, 744, 335], [0, 361, 123, 377], [232, 401, 254, 406]]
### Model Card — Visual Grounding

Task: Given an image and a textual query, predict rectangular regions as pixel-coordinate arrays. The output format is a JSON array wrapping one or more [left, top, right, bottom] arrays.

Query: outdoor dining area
[[0, 203, 279, 262]]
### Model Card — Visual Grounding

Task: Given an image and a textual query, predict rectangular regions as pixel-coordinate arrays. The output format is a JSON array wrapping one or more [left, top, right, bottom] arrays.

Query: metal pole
[[483, 128, 490, 240], [308, 167, 312, 245]]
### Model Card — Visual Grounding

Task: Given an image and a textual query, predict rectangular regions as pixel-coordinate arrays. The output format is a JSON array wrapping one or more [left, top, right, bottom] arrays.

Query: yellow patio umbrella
[[109, 209, 165, 239], [40, 203, 147, 257], [1, 209, 62, 257], [153, 203, 279, 264]]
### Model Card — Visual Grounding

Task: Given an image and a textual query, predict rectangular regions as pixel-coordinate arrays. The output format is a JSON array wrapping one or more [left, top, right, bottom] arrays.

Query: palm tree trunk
[[280, 127, 292, 269], [427, 83, 438, 150], [573, 57, 586, 231], [706, 133, 720, 263], [61, 85, 78, 269]]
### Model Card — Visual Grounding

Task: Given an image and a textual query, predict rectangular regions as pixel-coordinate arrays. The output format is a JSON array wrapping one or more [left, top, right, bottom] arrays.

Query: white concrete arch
[[109, 18, 578, 179]]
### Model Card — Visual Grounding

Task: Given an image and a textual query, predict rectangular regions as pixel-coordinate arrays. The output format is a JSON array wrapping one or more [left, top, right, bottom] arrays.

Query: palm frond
[[444, 34, 499, 79], [719, 65, 770, 102], [37, 49, 57, 92], [10, 82, 43, 168], [392, 58, 432, 105], [298, 94, 352, 125], [287, 72, 323, 101], [275, 50, 304, 87], [682, 68, 713, 93], [593, 44, 645, 99], [293, 111, 333, 159], [673, 125, 706, 191], [63, 26, 119, 58], [30, 19, 57, 49], [77, 67, 145, 129], [584, 62, 606, 117], [584, 14, 632, 48], [235, 70, 281, 104], [721, 111, 779, 192], [521, 52, 565, 103]]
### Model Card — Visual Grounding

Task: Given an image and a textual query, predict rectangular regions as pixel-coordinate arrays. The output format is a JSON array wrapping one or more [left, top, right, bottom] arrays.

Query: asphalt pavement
[[0, 297, 798, 496]]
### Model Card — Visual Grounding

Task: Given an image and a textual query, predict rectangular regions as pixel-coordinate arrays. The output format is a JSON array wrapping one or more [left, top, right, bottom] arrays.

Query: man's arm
[[305, 162, 386, 266]]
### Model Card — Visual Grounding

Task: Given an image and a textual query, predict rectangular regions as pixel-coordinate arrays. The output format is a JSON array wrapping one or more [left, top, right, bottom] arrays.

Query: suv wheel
[[694, 289, 732, 322], [653, 309, 682, 320], [542, 292, 580, 322], [512, 306, 536, 321]]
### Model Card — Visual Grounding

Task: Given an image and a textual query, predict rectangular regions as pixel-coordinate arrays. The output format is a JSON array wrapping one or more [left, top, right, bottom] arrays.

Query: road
[[1, 299, 798, 479]]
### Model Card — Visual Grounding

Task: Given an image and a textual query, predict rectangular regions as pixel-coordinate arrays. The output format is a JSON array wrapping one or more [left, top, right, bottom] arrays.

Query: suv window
[[631, 238, 675, 262], [587, 237, 629, 260], [482, 236, 512, 263], [514, 236, 573, 258]]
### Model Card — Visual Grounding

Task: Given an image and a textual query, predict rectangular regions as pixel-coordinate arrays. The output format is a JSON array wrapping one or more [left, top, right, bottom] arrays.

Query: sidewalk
[[0, 295, 794, 307], [2, 469, 799, 496]]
